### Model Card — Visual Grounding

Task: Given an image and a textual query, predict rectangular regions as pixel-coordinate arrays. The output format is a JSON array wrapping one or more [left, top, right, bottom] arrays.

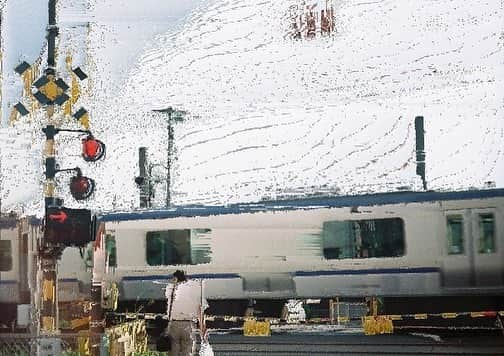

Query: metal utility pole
[[153, 107, 186, 207]]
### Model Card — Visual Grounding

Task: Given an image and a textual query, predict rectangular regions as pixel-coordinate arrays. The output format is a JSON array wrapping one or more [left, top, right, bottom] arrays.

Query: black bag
[[156, 332, 172, 351]]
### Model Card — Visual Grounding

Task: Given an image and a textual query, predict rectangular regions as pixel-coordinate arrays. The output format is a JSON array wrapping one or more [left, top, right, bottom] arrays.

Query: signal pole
[[38, 0, 61, 338], [36, 2, 104, 351]]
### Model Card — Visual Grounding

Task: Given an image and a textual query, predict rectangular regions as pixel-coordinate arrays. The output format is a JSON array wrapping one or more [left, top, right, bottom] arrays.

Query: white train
[[95, 188, 504, 309], [0, 215, 40, 329], [1, 188, 503, 325]]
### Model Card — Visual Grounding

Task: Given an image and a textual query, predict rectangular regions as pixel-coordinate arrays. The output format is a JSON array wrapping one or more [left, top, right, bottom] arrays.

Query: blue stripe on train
[[121, 267, 440, 282], [294, 267, 439, 276], [122, 273, 241, 281]]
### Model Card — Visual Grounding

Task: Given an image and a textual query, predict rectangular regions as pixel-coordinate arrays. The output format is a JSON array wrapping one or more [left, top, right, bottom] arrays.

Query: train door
[[470, 208, 503, 286], [442, 208, 503, 287]]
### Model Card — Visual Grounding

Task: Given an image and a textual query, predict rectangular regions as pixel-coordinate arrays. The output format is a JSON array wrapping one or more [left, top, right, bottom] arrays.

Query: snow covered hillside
[[1, 0, 503, 214]]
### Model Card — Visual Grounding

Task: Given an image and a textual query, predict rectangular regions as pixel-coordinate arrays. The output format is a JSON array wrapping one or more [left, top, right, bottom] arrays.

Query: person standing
[[165, 270, 207, 356]]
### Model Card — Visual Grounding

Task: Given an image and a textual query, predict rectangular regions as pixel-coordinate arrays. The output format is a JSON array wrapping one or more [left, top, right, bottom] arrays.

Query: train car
[[0, 213, 91, 331], [96, 188, 504, 316], [0, 214, 40, 330]]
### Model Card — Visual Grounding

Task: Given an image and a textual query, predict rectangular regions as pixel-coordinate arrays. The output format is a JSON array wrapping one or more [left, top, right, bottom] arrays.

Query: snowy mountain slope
[[1, 0, 503, 214]]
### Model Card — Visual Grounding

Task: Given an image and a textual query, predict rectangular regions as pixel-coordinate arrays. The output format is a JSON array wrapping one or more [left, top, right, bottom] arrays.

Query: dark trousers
[[168, 320, 196, 356]]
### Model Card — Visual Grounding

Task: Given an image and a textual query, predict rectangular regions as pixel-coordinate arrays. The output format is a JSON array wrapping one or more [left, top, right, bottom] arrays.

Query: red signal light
[[70, 173, 95, 200], [82, 135, 105, 162]]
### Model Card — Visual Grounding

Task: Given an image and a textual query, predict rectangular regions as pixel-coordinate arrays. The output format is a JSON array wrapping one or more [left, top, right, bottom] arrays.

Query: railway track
[[202, 333, 504, 355]]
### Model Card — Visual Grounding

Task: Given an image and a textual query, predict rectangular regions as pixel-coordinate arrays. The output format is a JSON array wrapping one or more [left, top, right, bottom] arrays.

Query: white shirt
[[165, 279, 208, 321]]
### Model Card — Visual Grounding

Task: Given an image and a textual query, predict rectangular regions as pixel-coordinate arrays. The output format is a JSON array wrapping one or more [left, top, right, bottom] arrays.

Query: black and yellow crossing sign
[[14, 61, 30, 75], [73, 107, 90, 129], [33, 73, 70, 106], [72, 67, 88, 81], [14, 102, 30, 116]]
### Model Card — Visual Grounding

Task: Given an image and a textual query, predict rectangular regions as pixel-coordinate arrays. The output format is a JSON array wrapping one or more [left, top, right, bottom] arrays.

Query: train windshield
[[322, 218, 405, 259]]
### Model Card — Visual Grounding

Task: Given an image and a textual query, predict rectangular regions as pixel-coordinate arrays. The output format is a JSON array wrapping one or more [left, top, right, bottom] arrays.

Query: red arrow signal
[[49, 211, 68, 223]]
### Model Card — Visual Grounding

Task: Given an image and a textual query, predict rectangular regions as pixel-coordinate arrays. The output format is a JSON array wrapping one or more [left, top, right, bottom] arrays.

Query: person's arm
[[165, 283, 176, 319], [200, 279, 209, 312]]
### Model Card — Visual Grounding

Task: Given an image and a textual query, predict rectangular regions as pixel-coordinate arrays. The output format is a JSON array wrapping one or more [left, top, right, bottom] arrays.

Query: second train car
[[92, 188, 504, 315]]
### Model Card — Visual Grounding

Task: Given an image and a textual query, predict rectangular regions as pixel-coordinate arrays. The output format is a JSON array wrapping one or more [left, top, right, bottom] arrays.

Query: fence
[[0, 333, 91, 356], [0, 320, 152, 356]]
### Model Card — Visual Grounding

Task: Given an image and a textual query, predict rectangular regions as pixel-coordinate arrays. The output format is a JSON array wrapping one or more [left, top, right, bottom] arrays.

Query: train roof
[[98, 188, 504, 222]]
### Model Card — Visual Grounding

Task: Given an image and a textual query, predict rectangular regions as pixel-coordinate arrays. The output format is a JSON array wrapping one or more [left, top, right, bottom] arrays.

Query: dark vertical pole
[[90, 283, 103, 356], [90, 221, 104, 356], [166, 109, 173, 207], [138, 147, 149, 208], [47, 0, 57, 68], [415, 116, 427, 191]]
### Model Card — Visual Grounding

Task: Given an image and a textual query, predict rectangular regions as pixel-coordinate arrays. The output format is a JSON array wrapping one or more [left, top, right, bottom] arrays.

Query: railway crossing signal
[[43, 125, 105, 202], [35, 0, 104, 344], [70, 170, 96, 200], [44, 207, 93, 247], [33, 71, 70, 106], [82, 135, 106, 162]]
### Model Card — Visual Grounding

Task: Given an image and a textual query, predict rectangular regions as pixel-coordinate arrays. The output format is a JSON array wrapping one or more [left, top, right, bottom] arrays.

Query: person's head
[[172, 270, 187, 283]]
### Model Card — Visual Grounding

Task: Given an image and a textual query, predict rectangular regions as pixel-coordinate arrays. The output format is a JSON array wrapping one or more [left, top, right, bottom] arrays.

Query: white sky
[[1, 0, 503, 215]]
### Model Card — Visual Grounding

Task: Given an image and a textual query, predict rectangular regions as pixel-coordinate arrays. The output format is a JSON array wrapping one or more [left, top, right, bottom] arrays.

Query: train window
[[322, 218, 404, 259], [478, 213, 495, 254], [105, 234, 117, 268], [0, 240, 13, 271], [146, 229, 211, 266], [446, 215, 464, 255]]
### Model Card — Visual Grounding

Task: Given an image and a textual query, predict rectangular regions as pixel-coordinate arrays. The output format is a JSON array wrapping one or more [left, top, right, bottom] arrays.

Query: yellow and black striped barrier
[[106, 310, 504, 336], [362, 316, 394, 335], [243, 319, 271, 337], [107, 310, 504, 323]]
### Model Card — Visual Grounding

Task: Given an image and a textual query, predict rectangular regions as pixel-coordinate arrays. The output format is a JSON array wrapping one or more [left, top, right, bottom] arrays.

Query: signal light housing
[[82, 135, 105, 162], [44, 207, 93, 247], [70, 172, 95, 200]]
